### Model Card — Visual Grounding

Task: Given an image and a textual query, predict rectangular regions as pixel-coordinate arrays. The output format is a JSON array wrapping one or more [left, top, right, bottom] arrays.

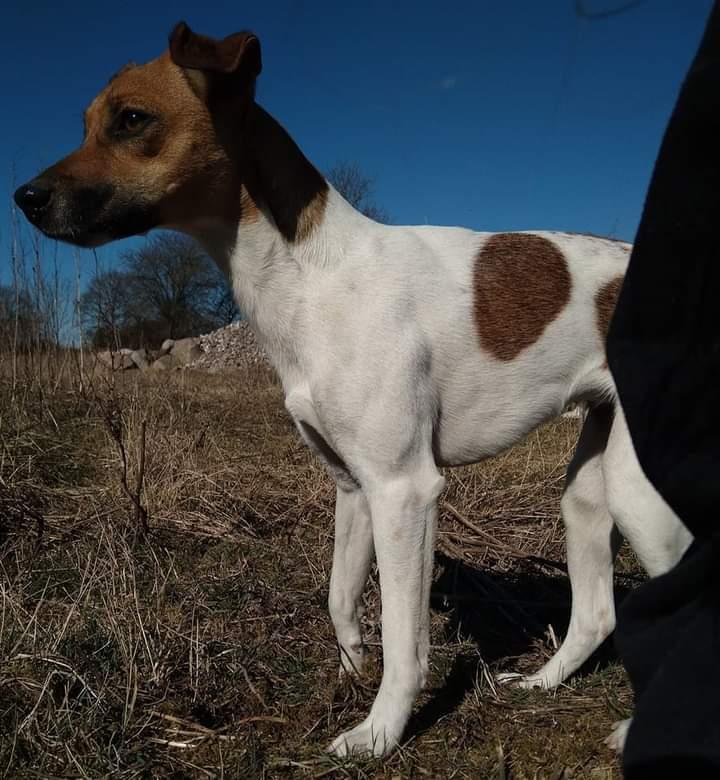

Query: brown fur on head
[[13, 22, 261, 247]]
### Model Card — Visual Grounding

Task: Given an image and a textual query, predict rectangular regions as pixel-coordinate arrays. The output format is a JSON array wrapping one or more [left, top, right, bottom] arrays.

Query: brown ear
[[169, 21, 261, 78]]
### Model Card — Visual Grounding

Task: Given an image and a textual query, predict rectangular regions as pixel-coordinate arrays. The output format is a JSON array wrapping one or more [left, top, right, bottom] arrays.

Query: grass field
[[0, 361, 637, 778]]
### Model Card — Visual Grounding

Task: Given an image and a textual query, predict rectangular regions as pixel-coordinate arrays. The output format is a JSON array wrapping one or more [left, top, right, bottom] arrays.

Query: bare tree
[[326, 162, 389, 223], [81, 233, 238, 349], [3, 208, 70, 354], [80, 270, 132, 349], [0, 285, 45, 352]]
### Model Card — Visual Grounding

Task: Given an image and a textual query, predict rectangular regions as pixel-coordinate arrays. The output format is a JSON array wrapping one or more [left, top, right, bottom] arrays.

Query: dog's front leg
[[329, 465, 445, 757], [329, 484, 374, 677]]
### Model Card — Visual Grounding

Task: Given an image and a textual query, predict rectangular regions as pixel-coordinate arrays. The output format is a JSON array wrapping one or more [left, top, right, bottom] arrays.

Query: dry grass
[[0, 361, 636, 779]]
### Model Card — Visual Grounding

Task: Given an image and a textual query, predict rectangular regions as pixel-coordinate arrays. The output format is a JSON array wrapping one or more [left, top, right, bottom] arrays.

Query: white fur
[[606, 718, 632, 753], [193, 187, 691, 756]]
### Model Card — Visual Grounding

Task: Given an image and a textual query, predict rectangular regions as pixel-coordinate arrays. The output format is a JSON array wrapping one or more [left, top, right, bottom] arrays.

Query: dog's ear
[[169, 22, 261, 98]]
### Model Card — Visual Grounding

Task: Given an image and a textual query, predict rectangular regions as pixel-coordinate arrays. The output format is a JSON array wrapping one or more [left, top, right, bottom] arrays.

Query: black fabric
[[614, 539, 720, 777], [606, 3, 720, 777]]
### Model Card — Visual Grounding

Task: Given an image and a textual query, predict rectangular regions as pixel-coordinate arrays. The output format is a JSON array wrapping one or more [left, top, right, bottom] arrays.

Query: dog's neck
[[187, 102, 370, 384]]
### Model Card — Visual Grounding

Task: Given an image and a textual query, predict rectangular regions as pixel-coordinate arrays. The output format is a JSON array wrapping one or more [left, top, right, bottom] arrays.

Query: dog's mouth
[[13, 178, 157, 248]]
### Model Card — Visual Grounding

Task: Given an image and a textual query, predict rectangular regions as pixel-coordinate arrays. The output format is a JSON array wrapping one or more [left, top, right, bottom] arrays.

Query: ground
[[0, 360, 636, 778]]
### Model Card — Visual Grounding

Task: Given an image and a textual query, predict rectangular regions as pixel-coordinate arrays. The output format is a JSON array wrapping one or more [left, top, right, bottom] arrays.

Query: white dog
[[13, 22, 692, 757]]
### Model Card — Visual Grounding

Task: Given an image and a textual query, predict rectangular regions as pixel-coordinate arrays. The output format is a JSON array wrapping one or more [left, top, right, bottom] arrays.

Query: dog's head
[[14, 22, 261, 247]]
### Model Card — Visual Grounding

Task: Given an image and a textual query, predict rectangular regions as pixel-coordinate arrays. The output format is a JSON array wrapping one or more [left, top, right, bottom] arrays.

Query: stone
[[170, 337, 203, 365], [150, 354, 180, 371], [131, 348, 150, 370], [96, 350, 136, 370]]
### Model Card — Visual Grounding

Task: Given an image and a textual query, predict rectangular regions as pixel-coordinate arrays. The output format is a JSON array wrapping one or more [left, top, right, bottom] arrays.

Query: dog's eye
[[114, 109, 152, 136]]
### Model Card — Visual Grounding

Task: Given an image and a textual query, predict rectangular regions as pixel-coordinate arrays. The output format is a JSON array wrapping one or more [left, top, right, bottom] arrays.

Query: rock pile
[[93, 321, 269, 373], [191, 321, 269, 371], [95, 336, 204, 372]]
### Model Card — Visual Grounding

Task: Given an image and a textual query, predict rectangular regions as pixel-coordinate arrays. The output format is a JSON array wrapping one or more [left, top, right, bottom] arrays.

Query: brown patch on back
[[474, 233, 572, 361], [596, 275, 624, 340]]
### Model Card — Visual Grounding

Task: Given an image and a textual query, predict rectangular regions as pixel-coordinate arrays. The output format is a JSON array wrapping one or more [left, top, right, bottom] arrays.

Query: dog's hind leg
[[329, 460, 445, 757], [603, 406, 691, 578], [598, 408, 691, 750], [499, 405, 620, 689], [500, 405, 692, 691], [329, 485, 375, 677], [605, 717, 632, 754]]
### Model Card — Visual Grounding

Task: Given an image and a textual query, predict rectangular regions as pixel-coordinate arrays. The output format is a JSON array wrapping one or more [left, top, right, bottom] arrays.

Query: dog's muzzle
[[11, 176, 127, 247]]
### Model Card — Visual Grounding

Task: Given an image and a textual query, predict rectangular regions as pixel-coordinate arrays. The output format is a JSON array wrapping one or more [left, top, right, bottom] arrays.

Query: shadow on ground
[[407, 551, 637, 740]]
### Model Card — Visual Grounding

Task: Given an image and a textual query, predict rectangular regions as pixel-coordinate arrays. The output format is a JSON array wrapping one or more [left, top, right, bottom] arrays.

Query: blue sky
[[0, 1, 714, 289]]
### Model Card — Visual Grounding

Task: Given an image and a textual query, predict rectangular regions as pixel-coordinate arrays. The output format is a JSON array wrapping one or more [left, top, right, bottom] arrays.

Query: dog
[[14, 22, 692, 757]]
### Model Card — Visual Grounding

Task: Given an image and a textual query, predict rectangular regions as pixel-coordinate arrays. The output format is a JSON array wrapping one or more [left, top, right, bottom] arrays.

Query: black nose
[[14, 181, 53, 214]]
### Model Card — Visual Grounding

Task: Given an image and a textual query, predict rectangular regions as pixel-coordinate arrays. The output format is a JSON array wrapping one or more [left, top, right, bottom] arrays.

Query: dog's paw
[[495, 671, 548, 690], [604, 718, 631, 754], [328, 717, 400, 758]]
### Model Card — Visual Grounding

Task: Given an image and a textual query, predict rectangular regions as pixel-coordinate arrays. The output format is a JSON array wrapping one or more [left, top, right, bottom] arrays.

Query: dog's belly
[[431, 363, 575, 467], [433, 400, 562, 467]]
